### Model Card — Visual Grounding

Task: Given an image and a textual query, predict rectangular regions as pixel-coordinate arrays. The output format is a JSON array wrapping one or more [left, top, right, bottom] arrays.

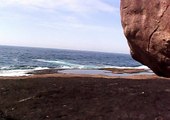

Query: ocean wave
[[35, 59, 93, 69], [103, 65, 150, 70], [0, 67, 49, 77], [0, 66, 34, 70], [0, 69, 32, 77], [0, 66, 11, 70], [33, 67, 49, 70], [34, 59, 150, 70]]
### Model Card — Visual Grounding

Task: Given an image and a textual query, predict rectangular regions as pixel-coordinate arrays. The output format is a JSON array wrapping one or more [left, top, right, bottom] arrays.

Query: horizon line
[[0, 44, 130, 55]]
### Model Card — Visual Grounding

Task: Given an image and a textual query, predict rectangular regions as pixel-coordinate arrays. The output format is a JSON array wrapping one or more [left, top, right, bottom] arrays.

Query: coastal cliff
[[121, 0, 170, 77]]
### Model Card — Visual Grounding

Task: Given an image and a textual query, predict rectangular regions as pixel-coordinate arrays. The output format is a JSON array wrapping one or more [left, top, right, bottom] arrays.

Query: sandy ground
[[0, 73, 170, 120]]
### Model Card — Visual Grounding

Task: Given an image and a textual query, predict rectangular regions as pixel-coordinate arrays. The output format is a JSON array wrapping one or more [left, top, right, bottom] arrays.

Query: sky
[[0, 0, 129, 53]]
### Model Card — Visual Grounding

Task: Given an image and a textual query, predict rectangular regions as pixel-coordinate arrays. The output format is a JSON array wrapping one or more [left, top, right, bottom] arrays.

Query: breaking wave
[[35, 59, 149, 70], [0, 67, 49, 77]]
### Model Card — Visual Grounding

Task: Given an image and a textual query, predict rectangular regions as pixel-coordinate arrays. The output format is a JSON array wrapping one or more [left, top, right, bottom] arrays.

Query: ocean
[[0, 45, 148, 76]]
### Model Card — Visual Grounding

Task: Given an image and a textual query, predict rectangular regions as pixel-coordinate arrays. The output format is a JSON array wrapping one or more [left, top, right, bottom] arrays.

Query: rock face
[[121, 0, 170, 77]]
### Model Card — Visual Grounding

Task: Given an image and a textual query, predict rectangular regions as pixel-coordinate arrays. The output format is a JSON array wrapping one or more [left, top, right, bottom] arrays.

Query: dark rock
[[0, 111, 15, 120]]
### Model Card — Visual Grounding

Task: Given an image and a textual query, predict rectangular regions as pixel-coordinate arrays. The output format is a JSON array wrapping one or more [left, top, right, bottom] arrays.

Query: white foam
[[134, 65, 150, 69], [0, 69, 32, 77], [33, 67, 49, 70], [35, 59, 86, 69], [36, 59, 64, 64], [103, 65, 150, 70], [0, 67, 50, 77], [0, 66, 11, 70], [35, 59, 150, 70]]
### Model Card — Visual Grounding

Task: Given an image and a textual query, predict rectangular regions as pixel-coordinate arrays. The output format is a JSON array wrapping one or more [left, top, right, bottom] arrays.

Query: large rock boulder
[[121, 0, 170, 77]]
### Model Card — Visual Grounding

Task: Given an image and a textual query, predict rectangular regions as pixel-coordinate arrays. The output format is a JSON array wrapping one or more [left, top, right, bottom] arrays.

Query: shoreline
[[0, 67, 157, 80], [0, 66, 150, 77], [0, 73, 157, 80]]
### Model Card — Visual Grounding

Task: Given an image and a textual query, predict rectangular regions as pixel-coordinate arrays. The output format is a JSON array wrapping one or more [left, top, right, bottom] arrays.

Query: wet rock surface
[[0, 76, 170, 120], [121, 0, 170, 77]]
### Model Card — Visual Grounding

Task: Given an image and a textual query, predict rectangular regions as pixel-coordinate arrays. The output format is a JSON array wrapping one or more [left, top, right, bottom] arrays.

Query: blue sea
[[0, 45, 148, 76]]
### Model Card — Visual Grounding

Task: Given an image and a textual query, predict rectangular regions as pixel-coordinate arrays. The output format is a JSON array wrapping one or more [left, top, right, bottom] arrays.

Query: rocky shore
[[0, 73, 170, 120]]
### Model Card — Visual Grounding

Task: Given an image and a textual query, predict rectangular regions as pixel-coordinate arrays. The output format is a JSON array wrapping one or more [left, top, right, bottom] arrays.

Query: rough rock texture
[[121, 0, 170, 77]]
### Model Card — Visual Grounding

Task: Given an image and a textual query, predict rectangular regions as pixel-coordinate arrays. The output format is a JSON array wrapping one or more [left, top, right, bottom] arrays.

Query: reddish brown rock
[[121, 0, 170, 77]]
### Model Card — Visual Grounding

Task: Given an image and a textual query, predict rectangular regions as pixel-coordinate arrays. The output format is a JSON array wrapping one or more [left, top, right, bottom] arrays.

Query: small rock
[[165, 89, 170, 92], [63, 105, 67, 107], [155, 116, 164, 120]]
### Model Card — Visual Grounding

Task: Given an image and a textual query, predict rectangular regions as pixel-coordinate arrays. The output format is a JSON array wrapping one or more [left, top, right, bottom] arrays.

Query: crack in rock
[[147, 4, 169, 52]]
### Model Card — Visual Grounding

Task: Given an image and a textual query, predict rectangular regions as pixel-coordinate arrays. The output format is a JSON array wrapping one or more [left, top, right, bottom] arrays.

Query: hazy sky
[[0, 0, 129, 53]]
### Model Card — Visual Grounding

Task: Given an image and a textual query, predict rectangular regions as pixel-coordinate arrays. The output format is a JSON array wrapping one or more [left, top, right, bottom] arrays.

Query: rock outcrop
[[121, 0, 170, 77]]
